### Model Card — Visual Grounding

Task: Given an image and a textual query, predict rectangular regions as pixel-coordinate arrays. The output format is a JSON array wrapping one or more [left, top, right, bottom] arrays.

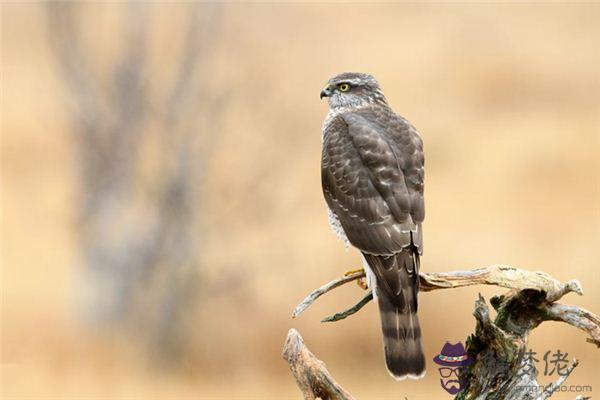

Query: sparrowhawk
[[320, 72, 426, 380]]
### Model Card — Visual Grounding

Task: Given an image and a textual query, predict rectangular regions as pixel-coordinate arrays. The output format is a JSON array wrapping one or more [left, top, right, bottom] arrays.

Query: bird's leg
[[344, 268, 368, 290]]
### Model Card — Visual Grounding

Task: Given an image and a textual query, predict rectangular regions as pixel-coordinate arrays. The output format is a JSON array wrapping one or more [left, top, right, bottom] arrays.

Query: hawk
[[320, 72, 426, 380]]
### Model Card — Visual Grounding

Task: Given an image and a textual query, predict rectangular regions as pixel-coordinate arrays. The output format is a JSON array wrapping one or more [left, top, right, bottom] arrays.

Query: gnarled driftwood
[[282, 329, 356, 400], [284, 265, 598, 400]]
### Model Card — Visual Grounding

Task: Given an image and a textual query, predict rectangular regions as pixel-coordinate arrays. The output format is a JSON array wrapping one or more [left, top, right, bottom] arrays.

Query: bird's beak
[[320, 86, 331, 99]]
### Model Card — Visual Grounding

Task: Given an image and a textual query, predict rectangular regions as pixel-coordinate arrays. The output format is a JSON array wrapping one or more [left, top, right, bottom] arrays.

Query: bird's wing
[[321, 107, 425, 256], [321, 106, 427, 379]]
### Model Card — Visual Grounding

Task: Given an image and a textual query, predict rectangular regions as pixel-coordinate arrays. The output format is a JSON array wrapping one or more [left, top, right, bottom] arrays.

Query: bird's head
[[320, 72, 387, 110]]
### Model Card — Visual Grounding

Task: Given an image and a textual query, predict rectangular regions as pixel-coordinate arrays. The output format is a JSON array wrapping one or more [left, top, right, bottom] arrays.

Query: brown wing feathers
[[322, 106, 426, 379]]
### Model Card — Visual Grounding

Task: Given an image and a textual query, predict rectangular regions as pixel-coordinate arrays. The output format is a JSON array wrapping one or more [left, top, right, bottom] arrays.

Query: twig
[[292, 271, 364, 318], [545, 304, 600, 347], [322, 291, 373, 323], [282, 329, 356, 400], [418, 265, 583, 302], [537, 359, 579, 400], [294, 265, 587, 324]]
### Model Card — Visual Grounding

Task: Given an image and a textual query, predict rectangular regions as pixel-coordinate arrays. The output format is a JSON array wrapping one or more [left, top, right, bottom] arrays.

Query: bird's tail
[[363, 251, 426, 380]]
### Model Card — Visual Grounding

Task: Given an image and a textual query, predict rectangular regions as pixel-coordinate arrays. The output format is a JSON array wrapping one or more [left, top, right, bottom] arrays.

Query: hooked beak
[[320, 86, 332, 99]]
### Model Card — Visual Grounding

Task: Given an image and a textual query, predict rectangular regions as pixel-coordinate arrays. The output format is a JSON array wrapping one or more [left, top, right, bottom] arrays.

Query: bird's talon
[[356, 277, 368, 290], [344, 268, 368, 290], [344, 268, 364, 276]]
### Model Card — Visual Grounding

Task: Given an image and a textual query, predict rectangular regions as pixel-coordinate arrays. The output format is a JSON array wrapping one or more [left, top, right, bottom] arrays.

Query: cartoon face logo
[[433, 342, 474, 395]]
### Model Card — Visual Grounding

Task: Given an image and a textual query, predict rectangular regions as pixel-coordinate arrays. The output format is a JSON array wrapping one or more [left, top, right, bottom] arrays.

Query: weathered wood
[[545, 304, 600, 347], [292, 271, 364, 319], [282, 329, 356, 400], [457, 289, 591, 400], [539, 359, 579, 399], [418, 265, 583, 302], [321, 291, 373, 323], [288, 265, 599, 399]]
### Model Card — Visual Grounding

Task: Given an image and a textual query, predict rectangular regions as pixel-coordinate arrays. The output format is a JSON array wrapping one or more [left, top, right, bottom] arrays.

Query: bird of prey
[[320, 72, 426, 380]]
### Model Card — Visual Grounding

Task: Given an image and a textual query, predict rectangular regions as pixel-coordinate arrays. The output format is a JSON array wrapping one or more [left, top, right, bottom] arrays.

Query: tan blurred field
[[2, 3, 600, 399]]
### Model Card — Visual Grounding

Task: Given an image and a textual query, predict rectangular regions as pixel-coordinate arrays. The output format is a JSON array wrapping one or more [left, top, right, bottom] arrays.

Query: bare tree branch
[[282, 329, 356, 400], [294, 265, 585, 323], [289, 266, 598, 399], [419, 265, 583, 302], [46, 3, 109, 127], [321, 291, 373, 323], [545, 304, 600, 347], [538, 359, 579, 400], [46, 3, 225, 363], [292, 271, 364, 319]]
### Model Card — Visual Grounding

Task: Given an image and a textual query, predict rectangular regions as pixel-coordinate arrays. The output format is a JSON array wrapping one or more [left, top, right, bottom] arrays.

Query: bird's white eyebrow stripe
[[331, 78, 365, 86]]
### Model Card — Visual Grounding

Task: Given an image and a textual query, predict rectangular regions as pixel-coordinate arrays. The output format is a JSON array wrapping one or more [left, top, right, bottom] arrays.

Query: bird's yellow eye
[[338, 83, 350, 92]]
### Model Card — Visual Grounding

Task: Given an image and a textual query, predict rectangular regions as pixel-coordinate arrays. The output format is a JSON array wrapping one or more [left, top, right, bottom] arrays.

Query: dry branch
[[294, 265, 585, 321], [538, 358, 579, 400], [282, 329, 356, 400], [545, 304, 600, 347], [288, 265, 599, 400], [47, 3, 224, 362], [292, 271, 365, 319], [418, 265, 583, 302], [321, 291, 373, 323]]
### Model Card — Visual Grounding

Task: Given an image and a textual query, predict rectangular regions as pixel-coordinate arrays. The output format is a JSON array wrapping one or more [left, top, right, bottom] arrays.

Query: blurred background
[[2, 2, 599, 399]]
